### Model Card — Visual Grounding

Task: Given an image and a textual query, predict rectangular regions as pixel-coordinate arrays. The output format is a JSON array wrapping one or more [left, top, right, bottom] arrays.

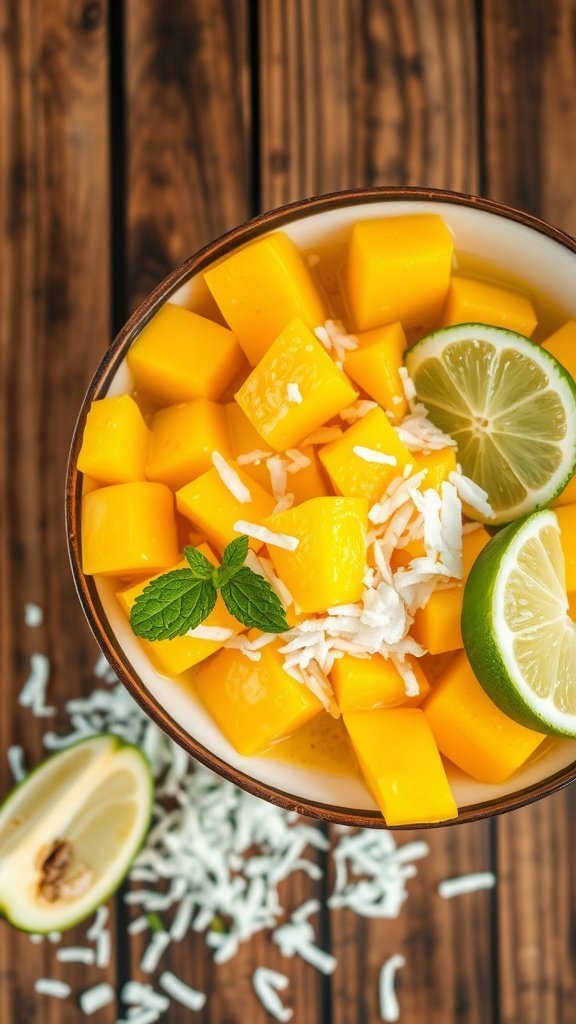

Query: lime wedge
[[405, 324, 576, 524], [462, 509, 576, 736], [0, 735, 152, 932]]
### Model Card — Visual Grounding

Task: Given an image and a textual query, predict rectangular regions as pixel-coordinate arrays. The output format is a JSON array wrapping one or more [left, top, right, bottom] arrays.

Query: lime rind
[[462, 509, 576, 737], [406, 324, 576, 524]]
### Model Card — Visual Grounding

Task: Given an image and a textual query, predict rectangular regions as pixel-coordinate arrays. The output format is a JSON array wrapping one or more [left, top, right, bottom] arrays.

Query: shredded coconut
[[353, 445, 398, 466], [56, 946, 95, 965], [34, 980, 72, 998], [379, 954, 406, 1022], [79, 982, 115, 1015], [449, 470, 496, 520], [340, 400, 379, 423], [253, 968, 293, 1022], [19, 653, 55, 717], [286, 382, 303, 404], [233, 521, 299, 551], [438, 872, 496, 898], [313, 319, 358, 362], [212, 451, 252, 503], [24, 601, 43, 627], [186, 625, 235, 642], [267, 455, 288, 500], [236, 448, 272, 465], [7, 744, 26, 782], [398, 366, 416, 402], [159, 972, 206, 1011]]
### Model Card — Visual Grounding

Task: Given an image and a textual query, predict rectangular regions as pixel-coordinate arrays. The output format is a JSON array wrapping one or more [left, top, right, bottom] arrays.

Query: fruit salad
[[77, 213, 576, 827]]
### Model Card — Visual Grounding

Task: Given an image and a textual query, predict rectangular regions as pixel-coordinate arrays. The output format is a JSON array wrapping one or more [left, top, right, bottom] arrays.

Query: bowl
[[66, 186, 576, 828]]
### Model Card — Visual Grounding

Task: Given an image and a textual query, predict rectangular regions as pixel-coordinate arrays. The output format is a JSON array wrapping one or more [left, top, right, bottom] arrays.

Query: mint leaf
[[222, 535, 249, 571], [184, 545, 214, 580], [221, 567, 289, 633], [130, 569, 217, 640]]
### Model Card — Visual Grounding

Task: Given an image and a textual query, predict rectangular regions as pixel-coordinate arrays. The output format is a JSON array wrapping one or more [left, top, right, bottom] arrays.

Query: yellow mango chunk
[[555, 504, 576, 591], [319, 407, 412, 504], [127, 303, 244, 404], [343, 708, 458, 825], [226, 402, 271, 491], [117, 545, 242, 676], [424, 652, 544, 783], [410, 447, 458, 491], [265, 713, 361, 778], [176, 463, 276, 553], [331, 654, 430, 713], [439, 276, 538, 335], [569, 592, 576, 619], [289, 446, 330, 504], [146, 399, 231, 491], [344, 214, 454, 331], [193, 644, 322, 756], [235, 318, 357, 451], [82, 482, 178, 577], [543, 320, 576, 379], [204, 232, 327, 365], [264, 497, 367, 613], [77, 395, 150, 485], [344, 322, 408, 419]]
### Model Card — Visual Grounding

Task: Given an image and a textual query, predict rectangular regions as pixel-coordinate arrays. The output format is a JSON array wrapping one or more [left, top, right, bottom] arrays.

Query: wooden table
[[1, 2, 576, 1021]]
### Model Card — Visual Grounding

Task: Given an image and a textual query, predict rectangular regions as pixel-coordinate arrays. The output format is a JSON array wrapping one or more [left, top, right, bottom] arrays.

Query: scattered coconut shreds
[[79, 982, 115, 1015], [379, 954, 406, 1022], [285, 448, 311, 473], [449, 470, 496, 520], [212, 451, 252, 503], [24, 601, 43, 627], [253, 967, 293, 1022], [340, 400, 379, 423], [232, 520, 299, 551], [236, 448, 272, 466], [353, 445, 398, 466], [141, 931, 171, 974], [159, 972, 206, 1011], [273, 902, 336, 975], [19, 653, 55, 717], [286, 382, 303, 404], [273, 494, 295, 514], [438, 872, 497, 898], [56, 946, 96, 965], [7, 744, 26, 782], [34, 979, 72, 999], [267, 455, 288, 499], [329, 831, 429, 918], [86, 905, 109, 940], [397, 366, 416, 402], [186, 625, 235, 642], [313, 319, 359, 363]]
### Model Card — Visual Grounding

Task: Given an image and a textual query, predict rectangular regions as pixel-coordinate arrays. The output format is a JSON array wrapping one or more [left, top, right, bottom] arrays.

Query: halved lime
[[405, 324, 576, 524], [462, 509, 576, 736], [0, 735, 152, 932]]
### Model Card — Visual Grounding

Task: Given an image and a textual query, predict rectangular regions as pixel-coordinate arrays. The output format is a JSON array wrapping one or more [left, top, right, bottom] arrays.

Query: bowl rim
[[66, 184, 576, 829]]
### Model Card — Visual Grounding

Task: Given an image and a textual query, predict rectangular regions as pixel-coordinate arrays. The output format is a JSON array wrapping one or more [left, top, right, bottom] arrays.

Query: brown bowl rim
[[66, 184, 576, 829]]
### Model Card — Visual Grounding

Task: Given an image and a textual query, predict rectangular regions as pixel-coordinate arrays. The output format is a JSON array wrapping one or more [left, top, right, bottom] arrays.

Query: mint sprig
[[130, 536, 289, 641]]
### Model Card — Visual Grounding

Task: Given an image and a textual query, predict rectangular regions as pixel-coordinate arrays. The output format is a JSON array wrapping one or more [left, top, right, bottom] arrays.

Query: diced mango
[[331, 654, 430, 713], [117, 544, 242, 676], [235, 318, 357, 451], [176, 463, 276, 553], [344, 322, 408, 419], [289, 446, 330, 504], [264, 497, 367, 613], [439, 276, 538, 336], [266, 713, 361, 779], [542, 320, 576, 379], [555, 504, 576, 591], [343, 708, 458, 825], [423, 652, 544, 783], [82, 482, 178, 577], [193, 644, 322, 756], [410, 447, 458, 491], [204, 232, 327, 365], [77, 395, 150, 485], [226, 402, 272, 490], [127, 303, 244, 404], [319, 407, 412, 504], [344, 214, 454, 331], [146, 399, 231, 491]]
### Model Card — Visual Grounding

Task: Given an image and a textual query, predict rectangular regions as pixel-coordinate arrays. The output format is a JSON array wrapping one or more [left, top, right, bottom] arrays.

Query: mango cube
[[424, 652, 544, 783], [555, 504, 576, 591], [146, 399, 232, 491], [410, 447, 458, 491], [344, 322, 408, 419], [235, 318, 357, 451], [77, 395, 150, 484], [193, 644, 322, 756], [331, 655, 430, 713], [343, 708, 458, 825], [288, 446, 330, 504], [439, 276, 538, 335], [82, 482, 178, 577], [344, 214, 454, 331], [319, 407, 412, 504], [543, 320, 576, 379], [176, 463, 275, 553], [226, 402, 271, 490], [264, 497, 367, 613], [127, 303, 244, 404], [117, 545, 242, 676], [204, 232, 327, 365]]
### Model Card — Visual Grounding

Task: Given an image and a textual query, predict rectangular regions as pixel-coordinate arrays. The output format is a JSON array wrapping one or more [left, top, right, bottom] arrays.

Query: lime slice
[[462, 509, 576, 736], [405, 324, 576, 524], [0, 735, 152, 932]]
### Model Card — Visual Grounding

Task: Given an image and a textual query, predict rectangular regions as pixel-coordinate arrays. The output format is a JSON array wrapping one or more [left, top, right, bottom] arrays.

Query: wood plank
[[0, 0, 115, 1020], [483, 3, 576, 1021], [259, 0, 479, 209], [259, 3, 497, 1023]]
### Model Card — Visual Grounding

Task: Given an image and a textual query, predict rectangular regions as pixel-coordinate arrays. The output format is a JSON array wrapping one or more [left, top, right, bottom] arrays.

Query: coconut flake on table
[[7, 744, 26, 782], [286, 382, 303, 404], [379, 954, 406, 1022], [159, 972, 206, 1011], [253, 968, 293, 1022], [34, 979, 72, 999], [438, 872, 496, 898], [273, 901, 336, 975], [19, 653, 55, 717], [24, 601, 43, 627], [212, 451, 252, 503], [233, 520, 299, 551], [78, 982, 115, 1015]]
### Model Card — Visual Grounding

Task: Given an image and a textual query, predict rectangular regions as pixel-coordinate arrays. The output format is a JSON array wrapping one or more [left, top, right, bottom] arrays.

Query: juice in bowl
[[66, 187, 576, 829]]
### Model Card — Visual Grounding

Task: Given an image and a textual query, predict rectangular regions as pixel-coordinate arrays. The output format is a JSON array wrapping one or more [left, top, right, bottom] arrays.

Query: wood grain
[[0, 0, 116, 1020], [483, 3, 576, 1021]]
